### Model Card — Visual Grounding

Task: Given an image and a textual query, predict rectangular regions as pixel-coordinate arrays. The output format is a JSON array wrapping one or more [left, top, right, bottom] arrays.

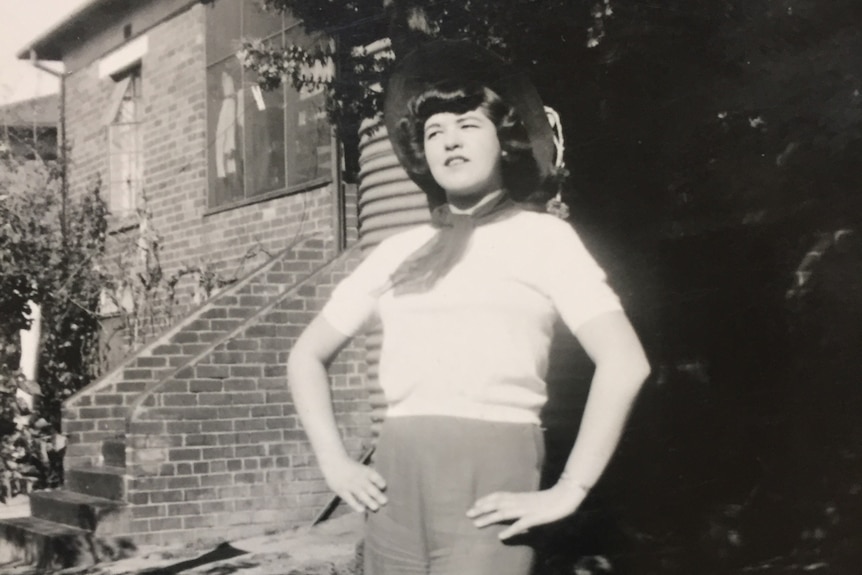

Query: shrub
[[0, 365, 64, 500], [1, 157, 105, 494]]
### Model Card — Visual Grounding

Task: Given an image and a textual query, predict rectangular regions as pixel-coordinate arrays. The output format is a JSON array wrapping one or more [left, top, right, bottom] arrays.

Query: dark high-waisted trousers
[[364, 415, 545, 575]]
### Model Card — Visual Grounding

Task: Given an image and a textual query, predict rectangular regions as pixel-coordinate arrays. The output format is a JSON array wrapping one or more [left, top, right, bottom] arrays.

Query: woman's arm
[[557, 310, 650, 492], [468, 310, 650, 538], [288, 314, 388, 513]]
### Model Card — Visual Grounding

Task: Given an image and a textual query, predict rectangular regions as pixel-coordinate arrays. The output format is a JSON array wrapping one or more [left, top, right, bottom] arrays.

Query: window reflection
[[204, 0, 331, 210]]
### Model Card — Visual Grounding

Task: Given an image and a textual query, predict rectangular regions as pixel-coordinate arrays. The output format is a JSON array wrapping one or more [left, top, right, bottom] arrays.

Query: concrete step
[[102, 438, 126, 468], [29, 490, 130, 534], [0, 516, 94, 570], [66, 466, 128, 501]]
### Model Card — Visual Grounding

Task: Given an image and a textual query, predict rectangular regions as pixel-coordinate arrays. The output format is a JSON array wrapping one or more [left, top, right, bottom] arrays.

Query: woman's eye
[[425, 130, 441, 140]]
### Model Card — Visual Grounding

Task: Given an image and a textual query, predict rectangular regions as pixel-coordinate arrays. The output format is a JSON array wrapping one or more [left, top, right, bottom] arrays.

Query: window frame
[[105, 66, 144, 219], [203, 1, 334, 215]]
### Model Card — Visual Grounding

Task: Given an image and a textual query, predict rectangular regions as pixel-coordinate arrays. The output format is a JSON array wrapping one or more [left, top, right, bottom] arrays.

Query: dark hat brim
[[383, 40, 555, 202]]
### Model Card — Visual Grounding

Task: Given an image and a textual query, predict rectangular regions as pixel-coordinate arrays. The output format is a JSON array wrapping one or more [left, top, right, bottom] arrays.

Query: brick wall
[[126, 245, 369, 544], [64, 235, 338, 468], [64, 2, 343, 318], [56, 0, 372, 545], [62, 237, 371, 544]]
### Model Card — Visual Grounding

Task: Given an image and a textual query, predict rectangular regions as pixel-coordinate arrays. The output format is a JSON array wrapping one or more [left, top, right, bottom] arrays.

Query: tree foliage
[[241, 0, 603, 176], [0, 155, 251, 496], [0, 157, 106, 497], [239, 1, 862, 571], [0, 365, 65, 500], [0, 158, 107, 404], [240, 0, 862, 232]]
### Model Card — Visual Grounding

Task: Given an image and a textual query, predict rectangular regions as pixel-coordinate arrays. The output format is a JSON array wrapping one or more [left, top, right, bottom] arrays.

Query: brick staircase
[[0, 234, 371, 569]]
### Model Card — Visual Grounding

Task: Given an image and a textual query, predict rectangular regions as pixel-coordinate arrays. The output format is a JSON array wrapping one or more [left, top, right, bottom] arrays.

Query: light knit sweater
[[321, 210, 622, 424]]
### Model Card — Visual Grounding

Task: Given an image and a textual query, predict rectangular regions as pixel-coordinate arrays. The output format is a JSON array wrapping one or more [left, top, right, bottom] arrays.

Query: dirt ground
[[3, 512, 363, 575]]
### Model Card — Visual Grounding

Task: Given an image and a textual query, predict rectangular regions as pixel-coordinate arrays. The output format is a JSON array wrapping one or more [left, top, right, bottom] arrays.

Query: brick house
[[0, 0, 377, 563], [0, 93, 59, 161]]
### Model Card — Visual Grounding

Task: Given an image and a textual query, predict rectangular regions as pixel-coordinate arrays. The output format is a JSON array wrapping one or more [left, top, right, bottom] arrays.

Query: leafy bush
[[1, 157, 106, 494], [1, 156, 260, 496], [0, 365, 64, 501]]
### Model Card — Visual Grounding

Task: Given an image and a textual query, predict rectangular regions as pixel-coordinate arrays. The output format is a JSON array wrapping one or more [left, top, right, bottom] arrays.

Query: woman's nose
[[443, 128, 462, 150]]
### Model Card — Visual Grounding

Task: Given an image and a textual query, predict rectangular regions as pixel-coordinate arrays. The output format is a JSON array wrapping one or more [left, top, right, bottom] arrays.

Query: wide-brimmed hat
[[383, 40, 556, 203]]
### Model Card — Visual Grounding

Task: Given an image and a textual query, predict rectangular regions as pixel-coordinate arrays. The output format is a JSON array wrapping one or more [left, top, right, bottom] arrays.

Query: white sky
[[0, 0, 91, 105]]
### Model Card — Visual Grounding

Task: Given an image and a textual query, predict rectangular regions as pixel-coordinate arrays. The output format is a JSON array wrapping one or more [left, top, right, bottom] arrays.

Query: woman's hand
[[320, 454, 388, 513], [466, 482, 588, 540]]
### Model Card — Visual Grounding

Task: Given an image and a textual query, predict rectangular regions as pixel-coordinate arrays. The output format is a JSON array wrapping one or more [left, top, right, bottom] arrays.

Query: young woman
[[287, 40, 651, 575]]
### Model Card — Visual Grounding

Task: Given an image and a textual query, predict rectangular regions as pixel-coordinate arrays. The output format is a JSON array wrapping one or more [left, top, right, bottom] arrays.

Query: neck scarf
[[390, 192, 519, 296]]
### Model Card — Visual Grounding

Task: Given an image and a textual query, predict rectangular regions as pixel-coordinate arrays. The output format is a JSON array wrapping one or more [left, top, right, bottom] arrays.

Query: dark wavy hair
[[395, 81, 544, 207]]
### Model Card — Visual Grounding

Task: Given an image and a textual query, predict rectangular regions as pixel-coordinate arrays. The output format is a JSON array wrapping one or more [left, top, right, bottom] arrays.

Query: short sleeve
[[536, 218, 623, 332], [321, 228, 433, 336]]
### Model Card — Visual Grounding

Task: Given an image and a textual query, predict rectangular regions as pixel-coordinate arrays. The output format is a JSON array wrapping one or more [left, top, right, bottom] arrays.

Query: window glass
[[208, 58, 245, 207], [107, 71, 142, 216], [286, 84, 331, 186], [108, 128, 141, 215], [205, 0, 241, 65], [244, 80, 287, 196], [205, 0, 332, 210], [242, 0, 283, 42], [285, 33, 333, 186]]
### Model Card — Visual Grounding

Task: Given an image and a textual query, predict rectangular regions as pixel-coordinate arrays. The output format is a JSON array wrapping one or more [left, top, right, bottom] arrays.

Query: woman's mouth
[[445, 156, 468, 166]]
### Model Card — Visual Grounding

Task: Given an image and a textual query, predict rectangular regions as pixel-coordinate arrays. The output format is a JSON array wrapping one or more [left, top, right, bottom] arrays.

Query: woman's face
[[423, 107, 504, 207]]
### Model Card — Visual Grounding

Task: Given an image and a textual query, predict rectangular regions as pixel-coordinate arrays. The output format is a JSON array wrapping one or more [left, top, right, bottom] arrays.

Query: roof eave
[[16, 0, 109, 61], [16, 0, 175, 62]]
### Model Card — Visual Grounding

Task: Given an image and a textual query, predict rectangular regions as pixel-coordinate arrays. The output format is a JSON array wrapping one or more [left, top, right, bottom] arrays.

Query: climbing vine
[[0, 157, 256, 497]]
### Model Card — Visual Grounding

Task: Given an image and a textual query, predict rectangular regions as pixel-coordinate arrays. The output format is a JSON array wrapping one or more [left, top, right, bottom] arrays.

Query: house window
[[205, 0, 332, 210], [106, 68, 143, 216]]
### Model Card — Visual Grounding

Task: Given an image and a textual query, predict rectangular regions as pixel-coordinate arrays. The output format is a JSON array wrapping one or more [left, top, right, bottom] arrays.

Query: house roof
[[16, 0, 198, 61], [17, 0, 124, 61], [0, 94, 60, 128]]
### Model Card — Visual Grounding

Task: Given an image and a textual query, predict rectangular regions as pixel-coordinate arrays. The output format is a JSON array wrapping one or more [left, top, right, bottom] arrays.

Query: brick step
[[101, 241, 332, 390], [66, 466, 128, 501], [0, 516, 95, 570], [30, 490, 130, 534], [102, 438, 126, 467]]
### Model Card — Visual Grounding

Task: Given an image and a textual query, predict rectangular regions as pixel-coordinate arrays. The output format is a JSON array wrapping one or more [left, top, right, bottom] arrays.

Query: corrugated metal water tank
[[357, 115, 431, 437]]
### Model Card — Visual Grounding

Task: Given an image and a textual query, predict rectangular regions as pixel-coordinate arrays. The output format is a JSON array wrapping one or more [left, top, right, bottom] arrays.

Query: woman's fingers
[[341, 491, 365, 514], [360, 478, 388, 510], [339, 481, 385, 512], [354, 486, 382, 512], [498, 518, 533, 540], [356, 467, 388, 510], [468, 492, 524, 527], [323, 457, 388, 513], [368, 469, 387, 490], [366, 483, 388, 507], [472, 509, 522, 528], [467, 487, 586, 538], [466, 491, 506, 518]]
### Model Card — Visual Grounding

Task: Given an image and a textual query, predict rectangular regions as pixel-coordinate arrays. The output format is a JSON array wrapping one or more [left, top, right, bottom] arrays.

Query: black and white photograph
[[0, 1, 860, 573]]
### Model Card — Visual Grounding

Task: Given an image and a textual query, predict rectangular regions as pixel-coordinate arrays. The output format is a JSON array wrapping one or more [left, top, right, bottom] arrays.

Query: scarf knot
[[390, 193, 518, 295]]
